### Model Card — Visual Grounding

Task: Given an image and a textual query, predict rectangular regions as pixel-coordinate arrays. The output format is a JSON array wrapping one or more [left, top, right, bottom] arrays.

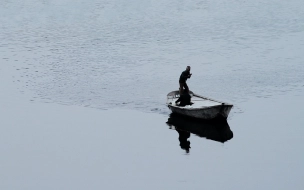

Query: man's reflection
[[166, 113, 233, 153], [176, 129, 191, 153]]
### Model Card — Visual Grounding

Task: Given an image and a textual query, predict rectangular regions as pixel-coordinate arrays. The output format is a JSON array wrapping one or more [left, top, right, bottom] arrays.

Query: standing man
[[179, 66, 192, 95]]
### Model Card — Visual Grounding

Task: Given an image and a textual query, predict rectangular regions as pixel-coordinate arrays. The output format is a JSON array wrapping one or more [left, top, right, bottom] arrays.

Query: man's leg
[[183, 82, 189, 92], [179, 82, 184, 95]]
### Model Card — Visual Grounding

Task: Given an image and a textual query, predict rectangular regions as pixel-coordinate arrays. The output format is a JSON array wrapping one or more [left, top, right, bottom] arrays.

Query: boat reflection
[[166, 113, 233, 153]]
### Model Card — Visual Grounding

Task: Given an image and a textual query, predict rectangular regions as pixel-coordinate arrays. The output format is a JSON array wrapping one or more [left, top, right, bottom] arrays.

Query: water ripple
[[1, 0, 304, 114]]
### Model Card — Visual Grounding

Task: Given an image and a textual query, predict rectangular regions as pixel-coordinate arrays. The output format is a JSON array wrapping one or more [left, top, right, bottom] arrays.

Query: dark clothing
[[179, 70, 191, 83], [179, 82, 188, 93], [175, 93, 192, 107]]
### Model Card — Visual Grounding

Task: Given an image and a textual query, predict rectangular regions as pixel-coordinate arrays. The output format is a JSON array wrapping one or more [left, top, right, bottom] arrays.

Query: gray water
[[1, 0, 304, 113], [1, 1, 304, 190]]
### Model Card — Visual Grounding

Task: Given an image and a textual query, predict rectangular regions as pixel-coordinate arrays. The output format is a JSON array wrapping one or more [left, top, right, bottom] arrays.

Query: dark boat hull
[[167, 104, 233, 120]]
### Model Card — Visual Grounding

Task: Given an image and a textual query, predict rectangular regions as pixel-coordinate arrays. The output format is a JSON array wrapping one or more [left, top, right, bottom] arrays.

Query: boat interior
[[168, 95, 222, 108]]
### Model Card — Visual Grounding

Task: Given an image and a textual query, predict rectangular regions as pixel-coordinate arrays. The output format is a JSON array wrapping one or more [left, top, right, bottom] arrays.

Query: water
[[1, 90, 303, 190], [1, 0, 304, 114], [1, 0, 304, 189]]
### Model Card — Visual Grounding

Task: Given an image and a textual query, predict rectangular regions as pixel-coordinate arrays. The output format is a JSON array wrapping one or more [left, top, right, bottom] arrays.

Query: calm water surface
[[1, 0, 304, 189], [1, 92, 303, 190]]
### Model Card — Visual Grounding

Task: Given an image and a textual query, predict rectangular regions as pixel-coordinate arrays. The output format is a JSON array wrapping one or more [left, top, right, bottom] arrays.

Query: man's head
[[186, 66, 191, 71]]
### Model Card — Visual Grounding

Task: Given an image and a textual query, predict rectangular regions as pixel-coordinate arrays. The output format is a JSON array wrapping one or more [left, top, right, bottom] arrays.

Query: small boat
[[166, 90, 233, 120]]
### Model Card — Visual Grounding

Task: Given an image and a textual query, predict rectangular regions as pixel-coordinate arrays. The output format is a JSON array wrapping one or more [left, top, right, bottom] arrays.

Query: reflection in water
[[166, 113, 233, 153], [176, 129, 191, 153]]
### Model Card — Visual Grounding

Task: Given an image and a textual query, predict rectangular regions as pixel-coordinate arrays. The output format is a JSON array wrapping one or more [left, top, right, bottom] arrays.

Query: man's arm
[[181, 71, 191, 80], [183, 71, 192, 79]]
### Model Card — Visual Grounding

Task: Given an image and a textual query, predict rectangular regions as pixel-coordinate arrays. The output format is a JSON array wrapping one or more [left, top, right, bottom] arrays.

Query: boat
[[166, 90, 233, 120]]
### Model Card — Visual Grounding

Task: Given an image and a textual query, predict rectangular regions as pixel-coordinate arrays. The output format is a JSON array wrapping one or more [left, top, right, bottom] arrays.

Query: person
[[179, 66, 192, 95], [175, 88, 193, 107]]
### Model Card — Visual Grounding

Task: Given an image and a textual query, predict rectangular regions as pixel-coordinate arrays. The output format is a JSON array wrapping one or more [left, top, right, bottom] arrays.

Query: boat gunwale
[[167, 103, 233, 111]]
